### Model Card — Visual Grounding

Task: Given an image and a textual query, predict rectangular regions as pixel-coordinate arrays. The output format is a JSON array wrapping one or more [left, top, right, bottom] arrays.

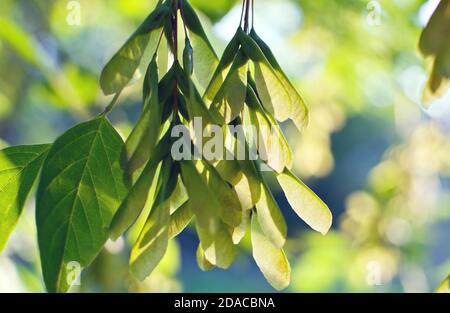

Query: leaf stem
[[179, 0, 189, 40], [154, 28, 165, 59], [240, 0, 247, 28], [243, 0, 251, 33], [251, 0, 255, 29], [172, 0, 179, 116], [100, 91, 122, 116]]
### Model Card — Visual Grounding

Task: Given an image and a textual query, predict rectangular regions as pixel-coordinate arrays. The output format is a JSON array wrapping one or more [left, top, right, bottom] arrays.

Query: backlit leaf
[[0, 144, 51, 252], [36, 117, 129, 293]]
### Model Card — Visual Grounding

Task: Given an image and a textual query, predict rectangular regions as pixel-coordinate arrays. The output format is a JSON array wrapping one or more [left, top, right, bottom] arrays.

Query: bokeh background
[[1, 0, 450, 293]]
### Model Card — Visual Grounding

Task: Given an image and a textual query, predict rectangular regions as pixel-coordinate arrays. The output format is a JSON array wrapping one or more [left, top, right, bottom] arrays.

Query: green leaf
[[276, 168, 332, 235], [109, 136, 170, 241], [196, 244, 215, 272], [239, 29, 308, 131], [169, 201, 193, 238], [203, 31, 240, 105], [129, 159, 173, 280], [244, 85, 293, 173], [436, 274, 450, 293], [249, 29, 309, 131], [209, 50, 248, 124], [123, 59, 162, 177], [100, 4, 170, 95], [183, 1, 219, 90], [36, 117, 129, 293], [0, 144, 51, 252], [251, 214, 290, 291], [255, 173, 287, 248], [196, 220, 236, 269]]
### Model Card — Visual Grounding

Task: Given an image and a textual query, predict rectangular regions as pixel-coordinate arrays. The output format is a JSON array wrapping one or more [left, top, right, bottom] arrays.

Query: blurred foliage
[[1, 0, 450, 292]]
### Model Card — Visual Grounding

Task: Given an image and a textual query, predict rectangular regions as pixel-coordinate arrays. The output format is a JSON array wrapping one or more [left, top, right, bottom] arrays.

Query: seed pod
[[183, 37, 194, 76]]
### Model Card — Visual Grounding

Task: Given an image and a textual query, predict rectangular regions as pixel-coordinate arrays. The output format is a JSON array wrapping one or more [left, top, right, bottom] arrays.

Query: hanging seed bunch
[[104, 0, 332, 290], [0, 0, 332, 293]]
